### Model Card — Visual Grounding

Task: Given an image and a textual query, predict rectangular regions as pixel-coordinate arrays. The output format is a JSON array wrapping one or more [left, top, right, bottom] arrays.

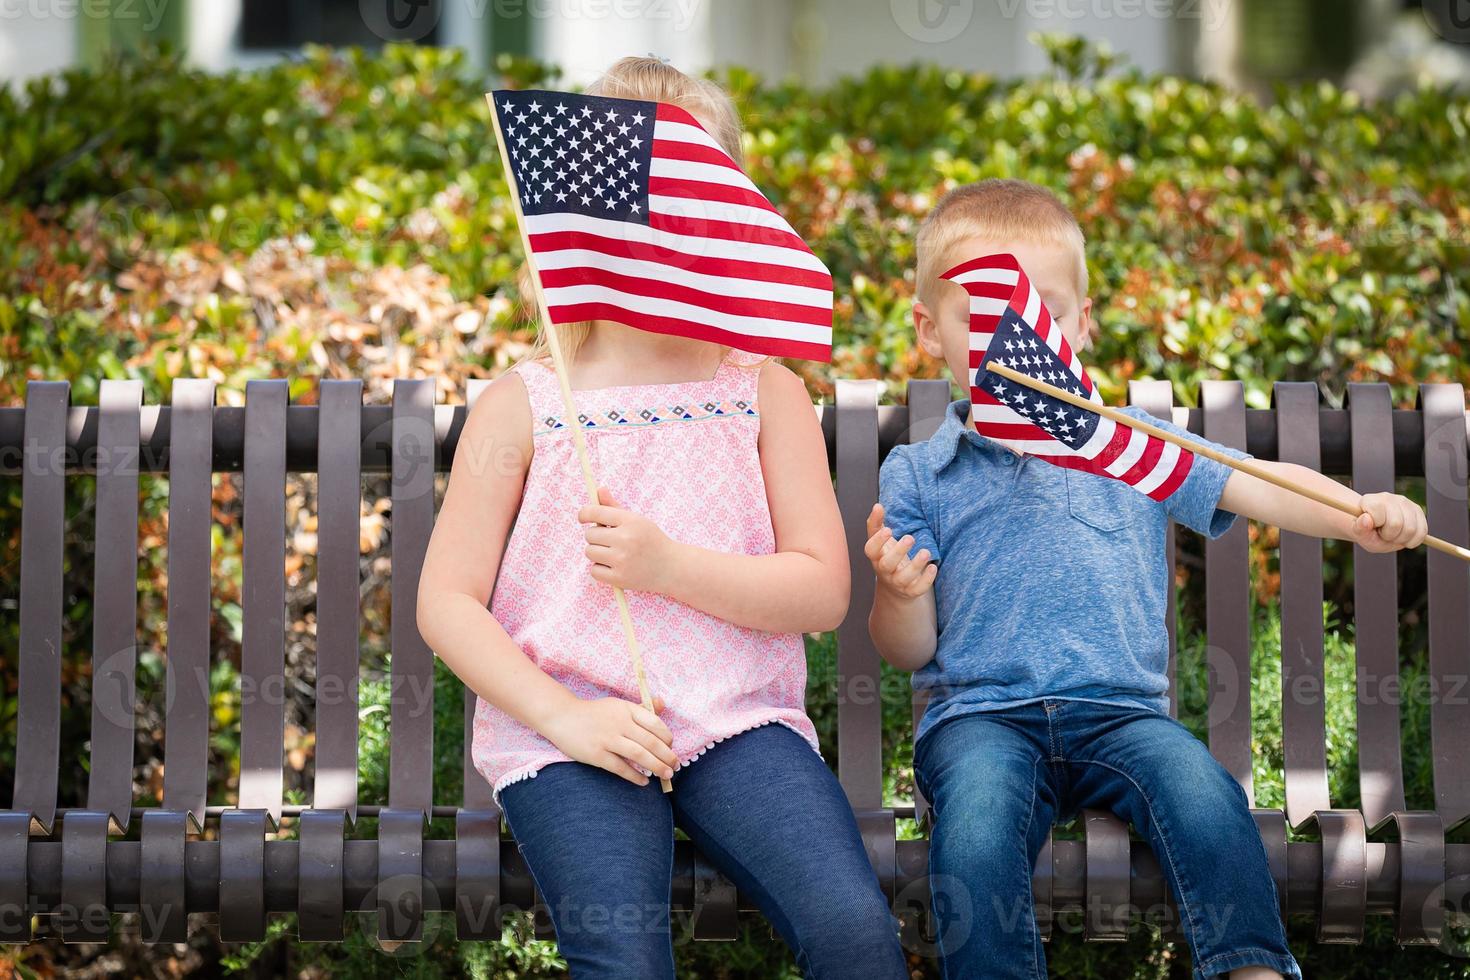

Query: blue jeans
[[499, 722, 908, 979], [914, 699, 1302, 980]]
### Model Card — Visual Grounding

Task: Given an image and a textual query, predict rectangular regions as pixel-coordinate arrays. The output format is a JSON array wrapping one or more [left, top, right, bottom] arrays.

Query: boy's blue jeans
[[915, 699, 1303, 980], [499, 722, 908, 979]]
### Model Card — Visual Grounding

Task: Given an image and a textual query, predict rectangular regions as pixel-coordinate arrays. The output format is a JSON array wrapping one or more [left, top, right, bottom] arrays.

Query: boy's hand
[[865, 503, 938, 599], [1352, 492, 1428, 553], [578, 487, 681, 593]]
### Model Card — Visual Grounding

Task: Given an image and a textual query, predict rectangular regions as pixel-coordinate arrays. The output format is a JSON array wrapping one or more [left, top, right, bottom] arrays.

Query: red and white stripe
[[942, 252, 1193, 502], [525, 102, 833, 362]]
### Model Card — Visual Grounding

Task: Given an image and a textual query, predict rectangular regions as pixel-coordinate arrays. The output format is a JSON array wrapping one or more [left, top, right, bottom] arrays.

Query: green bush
[[2, 37, 1469, 979], [2, 37, 1468, 404]]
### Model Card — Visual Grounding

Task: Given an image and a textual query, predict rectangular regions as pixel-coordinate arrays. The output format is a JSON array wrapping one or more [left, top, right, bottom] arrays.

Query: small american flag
[[942, 252, 1195, 501], [491, 89, 833, 362]]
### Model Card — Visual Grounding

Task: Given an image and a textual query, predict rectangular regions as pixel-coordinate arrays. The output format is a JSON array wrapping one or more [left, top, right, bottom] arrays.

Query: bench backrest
[[4, 376, 1468, 842]]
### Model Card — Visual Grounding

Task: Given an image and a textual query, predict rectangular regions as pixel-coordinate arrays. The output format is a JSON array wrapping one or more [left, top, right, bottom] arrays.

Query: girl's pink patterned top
[[471, 349, 824, 806]]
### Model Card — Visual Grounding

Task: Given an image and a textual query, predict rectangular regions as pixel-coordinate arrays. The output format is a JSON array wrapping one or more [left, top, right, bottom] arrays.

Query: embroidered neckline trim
[[532, 399, 759, 437]]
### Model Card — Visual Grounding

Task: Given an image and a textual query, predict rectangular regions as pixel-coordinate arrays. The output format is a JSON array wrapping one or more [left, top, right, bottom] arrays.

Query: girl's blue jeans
[[914, 698, 1303, 980], [499, 721, 909, 979]]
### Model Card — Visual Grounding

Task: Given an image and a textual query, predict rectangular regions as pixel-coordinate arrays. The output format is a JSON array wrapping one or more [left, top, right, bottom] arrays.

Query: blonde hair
[[914, 179, 1088, 310], [518, 57, 745, 367]]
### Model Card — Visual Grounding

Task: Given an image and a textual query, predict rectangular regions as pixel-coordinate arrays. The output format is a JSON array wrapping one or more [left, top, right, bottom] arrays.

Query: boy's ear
[[1078, 295, 1096, 351], [913, 300, 945, 359]]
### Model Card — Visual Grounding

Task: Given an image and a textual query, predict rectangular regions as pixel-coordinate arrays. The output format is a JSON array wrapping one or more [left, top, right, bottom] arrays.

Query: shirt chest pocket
[[1064, 467, 1139, 532]]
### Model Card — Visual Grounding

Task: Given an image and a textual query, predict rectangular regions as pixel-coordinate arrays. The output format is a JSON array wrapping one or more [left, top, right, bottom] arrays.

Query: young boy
[[868, 179, 1427, 980]]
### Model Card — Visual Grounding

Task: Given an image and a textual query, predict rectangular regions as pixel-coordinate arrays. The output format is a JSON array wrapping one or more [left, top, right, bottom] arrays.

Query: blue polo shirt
[[880, 398, 1251, 751]]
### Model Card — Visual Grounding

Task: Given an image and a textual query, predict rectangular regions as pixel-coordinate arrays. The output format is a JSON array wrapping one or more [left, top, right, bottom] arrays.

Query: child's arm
[[575, 361, 849, 634], [417, 373, 678, 785], [1217, 462, 1428, 551], [865, 503, 939, 672]]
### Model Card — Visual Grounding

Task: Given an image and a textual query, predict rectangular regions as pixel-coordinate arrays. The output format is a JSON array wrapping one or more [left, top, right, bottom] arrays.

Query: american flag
[[942, 252, 1194, 501], [491, 89, 833, 362]]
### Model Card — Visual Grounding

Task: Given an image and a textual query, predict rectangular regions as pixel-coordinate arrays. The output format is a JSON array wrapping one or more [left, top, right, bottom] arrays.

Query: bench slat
[[87, 380, 144, 835], [903, 380, 953, 830], [461, 380, 498, 813], [239, 379, 289, 826], [1345, 383, 1407, 827], [1080, 808, 1132, 940], [219, 808, 268, 940], [1420, 383, 1470, 829], [161, 379, 217, 833], [1128, 380, 1179, 716], [313, 380, 364, 819], [12, 381, 69, 836], [389, 379, 437, 814], [834, 380, 883, 810], [59, 809, 109, 943], [1201, 381, 1254, 801], [1274, 384, 1370, 941], [1275, 382, 1332, 828], [298, 808, 347, 940]]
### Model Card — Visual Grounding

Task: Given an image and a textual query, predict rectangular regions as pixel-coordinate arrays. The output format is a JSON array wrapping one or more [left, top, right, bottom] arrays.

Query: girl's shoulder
[[507, 355, 567, 422], [713, 348, 779, 403], [510, 354, 556, 384], [740, 356, 806, 408], [459, 368, 533, 461], [468, 367, 532, 416]]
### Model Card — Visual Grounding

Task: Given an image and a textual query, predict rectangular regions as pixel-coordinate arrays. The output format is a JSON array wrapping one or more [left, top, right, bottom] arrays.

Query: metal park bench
[[1, 375, 1467, 953]]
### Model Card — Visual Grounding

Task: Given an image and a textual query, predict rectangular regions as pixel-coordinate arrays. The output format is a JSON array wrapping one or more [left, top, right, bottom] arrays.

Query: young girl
[[417, 57, 908, 980]]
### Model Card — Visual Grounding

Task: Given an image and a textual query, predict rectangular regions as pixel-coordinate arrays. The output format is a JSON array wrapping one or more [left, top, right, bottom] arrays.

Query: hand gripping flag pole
[[986, 360, 1470, 563], [948, 251, 1470, 564], [488, 97, 671, 791]]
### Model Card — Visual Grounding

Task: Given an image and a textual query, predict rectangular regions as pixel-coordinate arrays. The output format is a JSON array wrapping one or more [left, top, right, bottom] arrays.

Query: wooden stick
[[488, 95, 673, 792], [985, 361, 1470, 564]]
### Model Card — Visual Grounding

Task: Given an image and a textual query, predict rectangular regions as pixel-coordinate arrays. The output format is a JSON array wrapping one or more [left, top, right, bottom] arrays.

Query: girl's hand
[[1352, 492, 1428, 553], [544, 694, 678, 786], [865, 503, 938, 600], [578, 487, 681, 593]]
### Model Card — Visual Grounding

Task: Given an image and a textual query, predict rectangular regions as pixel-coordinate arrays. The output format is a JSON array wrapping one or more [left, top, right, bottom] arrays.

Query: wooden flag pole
[[488, 95, 673, 792], [986, 361, 1470, 564]]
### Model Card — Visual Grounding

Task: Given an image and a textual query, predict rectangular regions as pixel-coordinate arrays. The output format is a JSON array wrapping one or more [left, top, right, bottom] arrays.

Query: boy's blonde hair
[[914, 179, 1089, 310], [519, 57, 744, 366]]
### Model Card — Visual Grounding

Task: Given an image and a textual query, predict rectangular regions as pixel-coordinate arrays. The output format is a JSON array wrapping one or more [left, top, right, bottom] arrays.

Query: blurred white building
[[0, 0, 1454, 93]]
